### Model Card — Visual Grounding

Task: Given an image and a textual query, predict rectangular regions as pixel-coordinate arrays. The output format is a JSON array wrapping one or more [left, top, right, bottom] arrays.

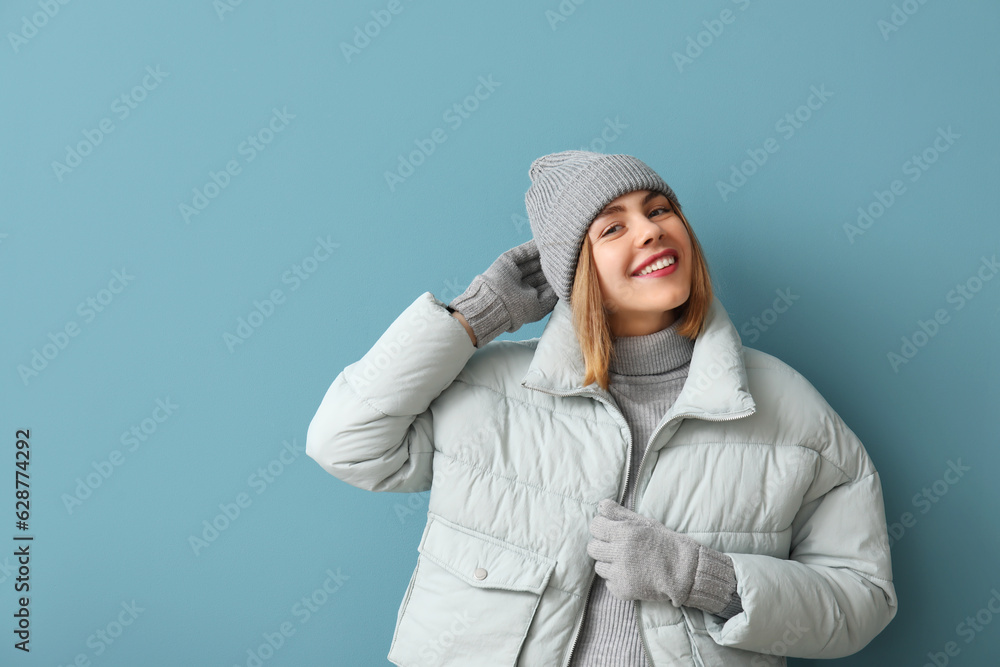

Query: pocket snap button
[[473, 567, 488, 580]]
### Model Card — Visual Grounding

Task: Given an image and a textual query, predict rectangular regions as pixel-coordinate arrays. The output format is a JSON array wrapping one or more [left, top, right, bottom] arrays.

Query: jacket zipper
[[629, 406, 757, 512], [630, 406, 756, 666], [525, 381, 755, 666]]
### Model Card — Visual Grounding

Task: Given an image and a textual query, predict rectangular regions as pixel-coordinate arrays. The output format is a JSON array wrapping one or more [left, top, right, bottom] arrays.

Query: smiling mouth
[[632, 254, 678, 278]]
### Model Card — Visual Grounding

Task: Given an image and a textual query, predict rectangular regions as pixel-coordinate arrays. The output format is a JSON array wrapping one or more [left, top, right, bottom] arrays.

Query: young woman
[[306, 151, 898, 666]]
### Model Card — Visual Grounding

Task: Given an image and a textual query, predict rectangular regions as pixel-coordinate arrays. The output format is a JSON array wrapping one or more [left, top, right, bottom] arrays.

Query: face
[[585, 189, 694, 337]]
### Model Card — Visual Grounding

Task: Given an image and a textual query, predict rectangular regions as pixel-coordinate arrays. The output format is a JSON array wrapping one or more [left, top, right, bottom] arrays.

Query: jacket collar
[[520, 296, 756, 421]]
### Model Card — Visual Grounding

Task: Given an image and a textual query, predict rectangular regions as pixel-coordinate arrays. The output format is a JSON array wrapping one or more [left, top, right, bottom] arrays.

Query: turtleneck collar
[[608, 316, 695, 377]]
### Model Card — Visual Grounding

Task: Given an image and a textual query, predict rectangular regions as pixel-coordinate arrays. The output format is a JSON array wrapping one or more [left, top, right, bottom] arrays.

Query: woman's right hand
[[448, 239, 557, 348]]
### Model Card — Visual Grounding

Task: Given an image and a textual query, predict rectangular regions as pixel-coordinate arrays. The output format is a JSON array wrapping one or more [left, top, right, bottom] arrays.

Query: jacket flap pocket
[[419, 514, 555, 595]]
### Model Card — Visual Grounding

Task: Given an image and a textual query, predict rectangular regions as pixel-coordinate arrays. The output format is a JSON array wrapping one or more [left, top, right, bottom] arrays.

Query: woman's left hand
[[587, 498, 736, 613]]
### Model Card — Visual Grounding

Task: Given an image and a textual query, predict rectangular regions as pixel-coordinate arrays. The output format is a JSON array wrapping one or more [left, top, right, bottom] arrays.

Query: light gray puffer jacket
[[306, 291, 898, 666]]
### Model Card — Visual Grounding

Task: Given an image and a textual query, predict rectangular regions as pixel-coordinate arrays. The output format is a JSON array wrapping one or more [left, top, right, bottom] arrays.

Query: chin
[[653, 292, 689, 311]]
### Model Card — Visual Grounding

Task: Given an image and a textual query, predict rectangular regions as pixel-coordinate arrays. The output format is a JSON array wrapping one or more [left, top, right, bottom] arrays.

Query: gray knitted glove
[[587, 498, 744, 619], [447, 239, 557, 348]]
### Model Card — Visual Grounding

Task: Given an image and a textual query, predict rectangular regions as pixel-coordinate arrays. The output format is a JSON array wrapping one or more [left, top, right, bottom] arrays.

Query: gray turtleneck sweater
[[569, 317, 743, 667]]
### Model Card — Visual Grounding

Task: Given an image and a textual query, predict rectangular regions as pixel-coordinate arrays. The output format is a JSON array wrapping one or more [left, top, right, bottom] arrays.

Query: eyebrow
[[591, 190, 667, 225]]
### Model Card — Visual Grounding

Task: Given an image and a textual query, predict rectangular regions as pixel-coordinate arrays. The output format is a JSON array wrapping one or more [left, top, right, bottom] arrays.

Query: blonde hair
[[571, 199, 714, 391]]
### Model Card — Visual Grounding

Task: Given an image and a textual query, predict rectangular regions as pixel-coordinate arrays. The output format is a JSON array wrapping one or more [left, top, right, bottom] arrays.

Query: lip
[[631, 249, 678, 276]]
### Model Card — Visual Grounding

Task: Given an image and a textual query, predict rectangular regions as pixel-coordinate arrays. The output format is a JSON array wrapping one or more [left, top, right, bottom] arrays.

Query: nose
[[631, 214, 665, 246]]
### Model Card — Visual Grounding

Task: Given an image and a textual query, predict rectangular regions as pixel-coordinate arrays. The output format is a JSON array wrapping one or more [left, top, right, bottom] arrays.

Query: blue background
[[2, 0, 998, 665]]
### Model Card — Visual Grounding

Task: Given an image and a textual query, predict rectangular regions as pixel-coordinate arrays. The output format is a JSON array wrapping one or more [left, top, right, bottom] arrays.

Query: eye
[[600, 207, 672, 237]]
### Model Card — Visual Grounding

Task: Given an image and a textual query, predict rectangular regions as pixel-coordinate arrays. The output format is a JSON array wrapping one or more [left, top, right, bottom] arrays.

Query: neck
[[608, 316, 694, 376], [608, 309, 678, 337]]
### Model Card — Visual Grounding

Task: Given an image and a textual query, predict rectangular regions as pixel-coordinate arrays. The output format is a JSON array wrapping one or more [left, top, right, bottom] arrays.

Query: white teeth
[[636, 255, 676, 276]]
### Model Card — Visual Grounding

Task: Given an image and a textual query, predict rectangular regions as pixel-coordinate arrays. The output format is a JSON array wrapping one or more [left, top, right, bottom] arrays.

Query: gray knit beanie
[[524, 150, 680, 303]]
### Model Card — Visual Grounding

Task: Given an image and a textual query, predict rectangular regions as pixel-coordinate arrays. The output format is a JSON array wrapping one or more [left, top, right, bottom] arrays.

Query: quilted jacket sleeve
[[306, 291, 477, 493], [706, 417, 898, 658]]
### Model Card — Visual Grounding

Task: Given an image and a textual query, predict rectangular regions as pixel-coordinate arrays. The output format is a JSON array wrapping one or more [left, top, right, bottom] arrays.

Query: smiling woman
[[587, 190, 693, 330], [306, 150, 898, 666], [573, 187, 715, 391]]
